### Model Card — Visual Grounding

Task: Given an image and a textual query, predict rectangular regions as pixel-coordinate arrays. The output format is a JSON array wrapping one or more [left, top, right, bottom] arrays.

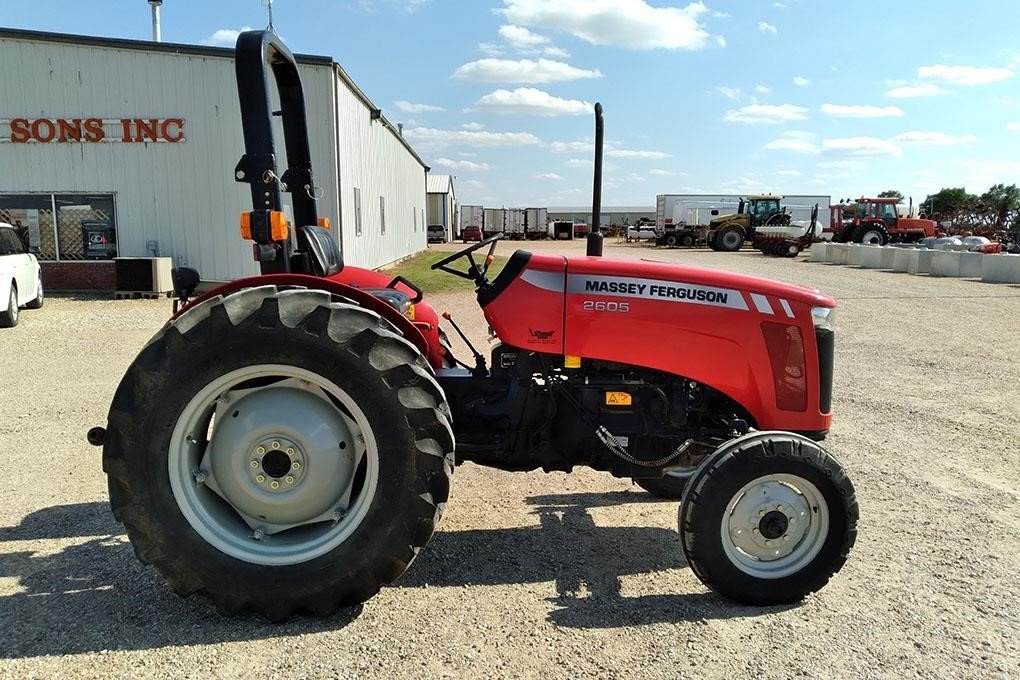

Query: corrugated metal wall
[[0, 34, 426, 279]]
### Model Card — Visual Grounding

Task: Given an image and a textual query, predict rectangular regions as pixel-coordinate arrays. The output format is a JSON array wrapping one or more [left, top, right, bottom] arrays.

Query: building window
[[380, 196, 386, 235], [0, 192, 116, 260], [413, 207, 417, 232], [353, 187, 362, 237]]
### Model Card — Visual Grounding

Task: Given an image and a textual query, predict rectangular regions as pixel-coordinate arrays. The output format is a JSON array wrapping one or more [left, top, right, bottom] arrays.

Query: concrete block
[[980, 254, 1020, 283], [880, 247, 897, 269], [860, 246, 885, 269], [847, 244, 866, 266], [959, 252, 983, 278], [892, 248, 915, 272], [930, 250, 963, 277], [907, 249, 934, 274], [809, 242, 831, 263], [829, 243, 849, 265]]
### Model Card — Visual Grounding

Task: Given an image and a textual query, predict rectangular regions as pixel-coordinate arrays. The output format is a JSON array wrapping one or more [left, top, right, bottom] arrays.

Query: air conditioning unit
[[114, 257, 174, 293]]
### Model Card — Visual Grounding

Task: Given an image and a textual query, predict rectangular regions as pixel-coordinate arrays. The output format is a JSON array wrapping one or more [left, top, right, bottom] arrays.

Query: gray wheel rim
[[861, 229, 883, 245], [722, 231, 741, 249], [36, 277, 43, 303], [720, 473, 829, 579], [168, 364, 379, 566]]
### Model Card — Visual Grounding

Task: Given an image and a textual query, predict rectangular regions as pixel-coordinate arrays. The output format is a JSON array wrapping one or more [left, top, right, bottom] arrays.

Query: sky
[[4, 0, 1020, 209]]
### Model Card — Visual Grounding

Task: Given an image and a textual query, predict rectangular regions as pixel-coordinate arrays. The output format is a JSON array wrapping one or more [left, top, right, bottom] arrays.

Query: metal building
[[426, 174, 457, 241], [0, 28, 428, 289]]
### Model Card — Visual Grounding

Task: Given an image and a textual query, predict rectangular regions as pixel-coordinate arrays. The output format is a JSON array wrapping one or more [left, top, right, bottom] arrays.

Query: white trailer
[[459, 205, 483, 236], [483, 208, 505, 237], [506, 208, 525, 239], [655, 194, 831, 233], [548, 219, 573, 240], [525, 207, 547, 240]]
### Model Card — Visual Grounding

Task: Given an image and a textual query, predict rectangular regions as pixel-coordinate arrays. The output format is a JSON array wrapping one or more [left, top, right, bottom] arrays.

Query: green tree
[[921, 187, 977, 215], [979, 183, 1020, 227], [878, 189, 904, 201]]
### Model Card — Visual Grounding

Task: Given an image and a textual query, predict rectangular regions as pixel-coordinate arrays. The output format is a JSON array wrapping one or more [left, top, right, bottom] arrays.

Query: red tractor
[[832, 197, 936, 245], [93, 31, 857, 620]]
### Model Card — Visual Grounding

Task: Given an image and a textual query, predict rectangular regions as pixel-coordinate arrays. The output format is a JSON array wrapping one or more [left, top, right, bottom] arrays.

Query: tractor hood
[[567, 255, 835, 308]]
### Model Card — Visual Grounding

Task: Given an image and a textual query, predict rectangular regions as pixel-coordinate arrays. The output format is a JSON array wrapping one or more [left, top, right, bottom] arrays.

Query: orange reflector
[[442, 311, 452, 320], [485, 255, 495, 266], [405, 304, 415, 321], [564, 355, 581, 369], [239, 212, 252, 240], [317, 217, 331, 231], [604, 391, 632, 406], [269, 211, 289, 241]]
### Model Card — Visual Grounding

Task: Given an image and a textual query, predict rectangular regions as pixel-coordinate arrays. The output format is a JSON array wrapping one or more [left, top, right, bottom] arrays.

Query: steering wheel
[[430, 233, 503, 286]]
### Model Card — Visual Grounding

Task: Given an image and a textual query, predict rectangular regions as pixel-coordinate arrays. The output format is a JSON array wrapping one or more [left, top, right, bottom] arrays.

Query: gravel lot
[[1, 239, 1018, 678]]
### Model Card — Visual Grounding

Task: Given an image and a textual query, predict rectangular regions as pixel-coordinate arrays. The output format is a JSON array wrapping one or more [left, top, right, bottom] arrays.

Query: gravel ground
[[1, 239, 1018, 679]]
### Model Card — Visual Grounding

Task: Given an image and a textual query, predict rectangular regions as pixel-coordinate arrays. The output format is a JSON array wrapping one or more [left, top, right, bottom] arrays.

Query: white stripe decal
[[520, 269, 565, 293], [750, 293, 774, 315], [779, 298, 795, 318], [566, 274, 749, 311]]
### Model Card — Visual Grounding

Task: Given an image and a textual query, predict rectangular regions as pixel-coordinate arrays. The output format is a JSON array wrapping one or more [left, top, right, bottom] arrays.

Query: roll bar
[[233, 30, 319, 273]]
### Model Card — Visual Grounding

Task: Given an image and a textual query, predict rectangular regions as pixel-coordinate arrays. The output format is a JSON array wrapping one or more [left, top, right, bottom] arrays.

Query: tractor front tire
[[634, 472, 689, 499], [102, 286, 454, 620], [716, 227, 745, 252], [679, 431, 857, 606]]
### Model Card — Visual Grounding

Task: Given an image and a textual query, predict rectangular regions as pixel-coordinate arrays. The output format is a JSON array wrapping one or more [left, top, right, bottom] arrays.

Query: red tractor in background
[[92, 31, 858, 621], [831, 197, 936, 245]]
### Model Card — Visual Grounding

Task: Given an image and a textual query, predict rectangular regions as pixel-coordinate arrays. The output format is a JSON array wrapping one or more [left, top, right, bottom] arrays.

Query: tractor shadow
[[0, 502, 355, 659], [398, 490, 779, 629]]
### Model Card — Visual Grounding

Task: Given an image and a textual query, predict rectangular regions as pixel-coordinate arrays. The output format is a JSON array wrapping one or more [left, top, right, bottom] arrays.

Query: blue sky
[[5, 0, 1020, 208]]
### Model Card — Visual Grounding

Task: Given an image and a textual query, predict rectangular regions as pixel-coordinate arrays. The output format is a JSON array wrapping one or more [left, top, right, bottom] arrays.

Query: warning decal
[[566, 274, 749, 311], [604, 391, 633, 406]]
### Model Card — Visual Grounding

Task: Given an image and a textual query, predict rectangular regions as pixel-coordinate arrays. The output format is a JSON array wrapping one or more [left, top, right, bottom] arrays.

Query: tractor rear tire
[[102, 286, 454, 620], [853, 224, 889, 246], [679, 431, 857, 606], [634, 472, 690, 499], [716, 227, 745, 252]]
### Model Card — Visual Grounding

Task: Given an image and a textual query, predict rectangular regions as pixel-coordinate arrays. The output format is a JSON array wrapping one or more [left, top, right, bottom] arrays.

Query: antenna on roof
[[263, 0, 275, 31]]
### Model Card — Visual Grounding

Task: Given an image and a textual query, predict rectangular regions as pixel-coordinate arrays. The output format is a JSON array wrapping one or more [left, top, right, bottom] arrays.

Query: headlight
[[811, 306, 835, 331]]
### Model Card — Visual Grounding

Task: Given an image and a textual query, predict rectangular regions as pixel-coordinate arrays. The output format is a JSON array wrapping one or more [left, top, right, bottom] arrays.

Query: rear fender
[[172, 273, 438, 368]]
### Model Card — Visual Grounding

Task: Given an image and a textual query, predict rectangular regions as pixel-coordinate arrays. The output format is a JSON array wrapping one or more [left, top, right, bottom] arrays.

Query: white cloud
[[715, 86, 742, 100], [763, 130, 819, 154], [404, 127, 541, 147], [394, 100, 445, 113], [565, 158, 593, 168], [606, 148, 671, 159], [755, 84, 772, 94], [458, 151, 478, 157], [499, 24, 551, 49], [543, 46, 570, 58], [918, 64, 1015, 86], [472, 87, 591, 116], [724, 103, 808, 124], [892, 131, 977, 145], [435, 158, 493, 171], [500, 0, 713, 50], [460, 179, 486, 189], [204, 26, 254, 47], [1007, 122, 1020, 131], [452, 58, 601, 83], [478, 42, 504, 57], [715, 35, 727, 47], [822, 137, 902, 156], [821, 104, 904, 118], [792, 76, 810, 87], [776, 169, 801, 176], [648, 168, 677, 176], [886, 83, 948, 98], [534, 172, 564, 180], [461, 122, 486, 131], [550, 140, 592, 153], [758, 21, 778, 34]]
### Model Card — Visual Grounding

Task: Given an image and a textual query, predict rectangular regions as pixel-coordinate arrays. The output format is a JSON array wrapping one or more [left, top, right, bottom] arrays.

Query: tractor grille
[[816, 327, 834, 413]]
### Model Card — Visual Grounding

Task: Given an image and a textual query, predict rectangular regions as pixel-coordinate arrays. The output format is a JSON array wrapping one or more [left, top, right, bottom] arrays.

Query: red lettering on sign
[[134, 118, 159, 142], [120, 119, 133, 142], [58, 119, 83, 142], [31, 119, 56, 142], [9, 118, 30, 143], [83, 118, 104, 142], [160, 118, 184, 142]]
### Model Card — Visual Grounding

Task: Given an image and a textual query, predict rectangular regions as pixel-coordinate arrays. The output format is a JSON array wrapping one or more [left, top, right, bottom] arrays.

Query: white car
[[0, 222, 44, 327]]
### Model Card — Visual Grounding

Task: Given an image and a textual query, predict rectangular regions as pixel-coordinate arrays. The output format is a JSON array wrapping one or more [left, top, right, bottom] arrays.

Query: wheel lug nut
[[287, 448, 295, 455], [764, 539, 771, 546], [253, 529, 265, 541], [752, 528, 759, 534], [784, 535, 790, 541], [250, 460, 259, 468], [292, 462, 302, 471], [256, 474, 265, 483], [777, 505, 784, 512], [285, 476, 295, 484], [256, 446, 266, 454], [270, 481, 280, 489], [272, 441, 281, 449]]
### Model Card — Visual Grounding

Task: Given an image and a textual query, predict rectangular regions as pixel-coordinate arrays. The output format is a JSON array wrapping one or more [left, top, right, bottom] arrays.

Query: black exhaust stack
[[587, 102, 604, 257]]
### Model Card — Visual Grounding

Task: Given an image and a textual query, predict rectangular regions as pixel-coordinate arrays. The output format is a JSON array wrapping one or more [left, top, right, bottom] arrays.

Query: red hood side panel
[[483, 253, 567, 353]]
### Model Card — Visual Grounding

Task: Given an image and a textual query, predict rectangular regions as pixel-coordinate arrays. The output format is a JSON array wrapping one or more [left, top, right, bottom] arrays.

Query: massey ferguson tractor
[[706, 194, 792, 252], [92, 31, 858, 620]]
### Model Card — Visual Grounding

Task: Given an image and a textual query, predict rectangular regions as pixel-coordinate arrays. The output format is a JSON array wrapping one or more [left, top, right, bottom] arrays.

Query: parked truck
[[459, 205, 483, 239], [483, 208, 506, 238], [506, 208, 525, 240], [549, 219, 573, 239], [525, 207, 548, 240]]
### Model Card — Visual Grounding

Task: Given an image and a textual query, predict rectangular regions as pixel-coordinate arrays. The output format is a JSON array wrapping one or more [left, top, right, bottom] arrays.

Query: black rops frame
[[233, 29, 319, 274]]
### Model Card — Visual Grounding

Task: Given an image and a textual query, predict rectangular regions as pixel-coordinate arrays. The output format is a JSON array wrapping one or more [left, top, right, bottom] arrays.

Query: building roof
[[547, 206, 654, 213], [426, 174, 454, 195], [0, 26, 428, 171]]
